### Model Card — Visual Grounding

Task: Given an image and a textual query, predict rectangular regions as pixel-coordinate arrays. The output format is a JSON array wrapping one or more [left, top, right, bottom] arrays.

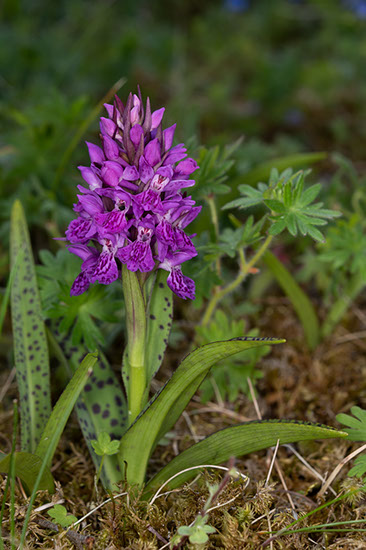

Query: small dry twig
[[318, 443, 366, 498]]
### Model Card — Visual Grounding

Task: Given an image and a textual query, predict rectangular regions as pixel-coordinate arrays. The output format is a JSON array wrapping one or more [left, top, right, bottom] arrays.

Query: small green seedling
[[171, 465, 241, 548], [177, 516, 216, 545], [91, 432, 120, 456], [47, 505, 77, 529]]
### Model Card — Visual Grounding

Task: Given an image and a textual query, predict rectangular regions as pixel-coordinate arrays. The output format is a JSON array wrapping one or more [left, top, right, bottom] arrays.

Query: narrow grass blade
[[0, 402, 18, 550], [48, 325, 127, 488], [263, 250, 320, 350], [145, 270, 173, 382], [119, 337, 283, 486], [9, 403, 17, 550], [52, 77, 126, 191], [10, 200, 51, 452], [35, 352, 98, 468], [243, 152, 326, 186], [144, 420, 347, 495]]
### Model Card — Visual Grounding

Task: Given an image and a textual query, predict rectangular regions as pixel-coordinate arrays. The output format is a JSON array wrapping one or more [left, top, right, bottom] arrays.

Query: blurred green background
[[1, 0, 366, 264]]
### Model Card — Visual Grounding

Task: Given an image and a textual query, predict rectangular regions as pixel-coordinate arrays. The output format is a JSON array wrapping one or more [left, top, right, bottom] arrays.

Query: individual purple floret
[[65, 88, 201, 299]]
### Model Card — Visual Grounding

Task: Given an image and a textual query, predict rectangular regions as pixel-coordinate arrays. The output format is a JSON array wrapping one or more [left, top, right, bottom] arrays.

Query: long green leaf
[[263, 251, 320, 350], [144, 420, 347, 496], [35, 352, 98, 468], [119, 337, 283, 486], [0, 452, 54, 494], [48, 325, 127, 488], [10, 200, 51, 452]]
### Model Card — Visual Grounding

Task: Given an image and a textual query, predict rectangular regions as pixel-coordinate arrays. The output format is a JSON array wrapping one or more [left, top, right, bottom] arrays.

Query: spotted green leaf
[[10, 200, 51, 452], [145, 270, 173, 382], [48, 326, 126, 488]]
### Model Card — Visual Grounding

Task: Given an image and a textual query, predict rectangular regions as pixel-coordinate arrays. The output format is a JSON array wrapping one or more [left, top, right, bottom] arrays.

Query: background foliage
[[1, 0, 366, 372]]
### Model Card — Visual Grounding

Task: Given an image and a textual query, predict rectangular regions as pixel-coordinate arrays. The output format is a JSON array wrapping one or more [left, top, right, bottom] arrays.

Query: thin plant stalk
[[9, 402, 18, 550], [92, 455, 106, 500], [201, 234, 273, 327], [95, 455, 105, 487], [0, 402, 18, 550]]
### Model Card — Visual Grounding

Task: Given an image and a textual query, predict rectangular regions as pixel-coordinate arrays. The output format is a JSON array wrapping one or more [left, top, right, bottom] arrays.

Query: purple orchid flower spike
[[65, 88, 200, 300]]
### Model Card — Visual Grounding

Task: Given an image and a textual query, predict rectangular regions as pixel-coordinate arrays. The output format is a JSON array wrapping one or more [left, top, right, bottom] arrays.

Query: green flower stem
[[201, 234, 273, 327], [122, 266, 147, 425], [321, 271, 365, 340]]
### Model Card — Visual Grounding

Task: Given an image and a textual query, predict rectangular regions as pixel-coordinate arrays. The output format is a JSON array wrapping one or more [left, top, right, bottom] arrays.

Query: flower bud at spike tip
[[65, 89, 201, 299]]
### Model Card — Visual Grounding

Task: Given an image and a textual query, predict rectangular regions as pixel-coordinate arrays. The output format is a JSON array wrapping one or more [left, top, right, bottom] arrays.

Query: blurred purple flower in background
[[65, 88, 201, 300]]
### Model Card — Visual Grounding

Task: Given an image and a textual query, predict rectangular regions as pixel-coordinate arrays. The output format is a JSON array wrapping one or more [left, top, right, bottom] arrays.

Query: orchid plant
[[3, 89, 348, 509]]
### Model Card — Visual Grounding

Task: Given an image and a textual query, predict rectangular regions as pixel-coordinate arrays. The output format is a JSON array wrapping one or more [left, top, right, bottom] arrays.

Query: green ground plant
[[0, 89, 352, 547]]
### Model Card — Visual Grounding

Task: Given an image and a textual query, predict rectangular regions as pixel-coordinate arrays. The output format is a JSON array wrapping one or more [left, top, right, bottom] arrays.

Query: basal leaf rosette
[[65, 89, 201, 300]]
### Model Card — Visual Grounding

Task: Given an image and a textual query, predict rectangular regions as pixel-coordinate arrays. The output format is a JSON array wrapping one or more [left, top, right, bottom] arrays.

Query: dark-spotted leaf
[[48, 325, 127, 488], [145, 270, 173, 382], [10, 200, 51, 453]]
